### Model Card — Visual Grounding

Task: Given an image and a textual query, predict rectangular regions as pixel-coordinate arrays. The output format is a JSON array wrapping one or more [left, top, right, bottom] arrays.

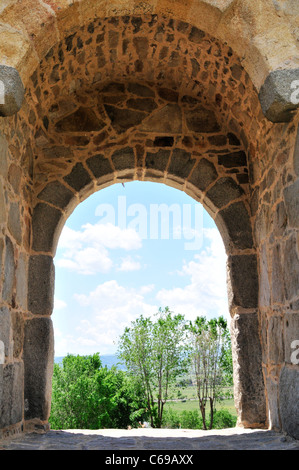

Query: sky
[[52, 181, 229, 357]]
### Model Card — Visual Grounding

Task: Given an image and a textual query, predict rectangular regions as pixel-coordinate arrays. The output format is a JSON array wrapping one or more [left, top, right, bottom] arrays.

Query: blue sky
[[52, 181, 229, 357]]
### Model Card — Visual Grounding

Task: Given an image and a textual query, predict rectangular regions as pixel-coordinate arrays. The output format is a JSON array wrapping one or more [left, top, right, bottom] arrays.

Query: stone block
[[86, 154, 113, 179], [265, 374, 280, 430], [188, 158, 218, 193], [231, 312, 266, 427], [11, 311, 24, 359], [227, 254, 258, 309], [145, 149, 171, 173], [167, 149, 195, 179], [267, 316, 284, 364], [2, 236, 14, 304], [8, 202, 22, 245], [283, 179, 299, 228], [63, 162, 92, 193], [185, 106, 220, 133], [258, 244, 270, 307], [284, 312, 299, 365], [259, 69, 299, 122], [0, 362, 23, 428], [111, 147, 135, 171], [283, 234, 299, 301], [32, 202, 62, 253], [215, 201, 254, 251], [0, 306, 11, 358], [37, 181, 75, 210], [28, 255, 54, 316], [140, 104, 182, 133], [271, 244, 285, 304], [24, 317, 54, 421], [16, 252, 28, 310], [218, 151, 247, 168], [0, 65, 24, 117], [105, 105, 147, 133], [206, 177, 244, 210], [279, 366, 299, 439]]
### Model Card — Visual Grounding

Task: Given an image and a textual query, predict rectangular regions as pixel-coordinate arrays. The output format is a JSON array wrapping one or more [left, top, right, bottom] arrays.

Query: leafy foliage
[[49, 353, 147, 430], [117, 307, 189, 428]]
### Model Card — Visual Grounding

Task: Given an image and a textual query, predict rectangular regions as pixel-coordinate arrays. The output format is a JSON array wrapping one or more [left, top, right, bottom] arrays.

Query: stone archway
[[0, 3, 298, 440]]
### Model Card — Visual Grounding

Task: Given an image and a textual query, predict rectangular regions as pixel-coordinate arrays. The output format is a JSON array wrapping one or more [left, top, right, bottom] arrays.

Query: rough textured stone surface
[[28, 255, 54, 316], [23, 318, 54, 421], [279, 367, 299, 439], [0, 363, 23, 429], [0, 65, 24, 117], [259, 69, 299, 122], [227, 255, 259, 309], [0, 7, 297, 442], [231, 313, 266, 427], [2, 428, 298, 450]]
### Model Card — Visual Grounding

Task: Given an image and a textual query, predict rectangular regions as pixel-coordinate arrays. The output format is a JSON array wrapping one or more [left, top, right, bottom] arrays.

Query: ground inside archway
[[1, 428, 298, 450]]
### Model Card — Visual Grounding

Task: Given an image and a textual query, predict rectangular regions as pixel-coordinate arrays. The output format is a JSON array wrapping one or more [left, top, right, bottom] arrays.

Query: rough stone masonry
[[0, 0, 298, 443]]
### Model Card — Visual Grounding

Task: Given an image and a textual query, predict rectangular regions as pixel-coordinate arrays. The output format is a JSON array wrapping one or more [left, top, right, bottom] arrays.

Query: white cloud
[[73, 280, 158, 354], [56, 222, 142, 275], [156, 228, 229, 322], [54, 298, 67, 310], [117, 256, 141, 272]]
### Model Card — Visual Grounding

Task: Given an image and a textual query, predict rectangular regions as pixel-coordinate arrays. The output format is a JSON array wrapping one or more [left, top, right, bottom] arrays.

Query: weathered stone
[[11, 312, 24, 359], [158, 88, 179, 102], [266, 375, 280, 430], [8, 202, 22, 245], [185, 107, 220, 133], [37, 181, 74, 210], [153, 136, 174, 147], [283, 234, 299, 301], [259, 244, 270, 307], [2, 236, 14, 304], [0, 307, 11, 358], [259, 69, 299, 122], [293, 126, 299, 176], [24, 317, 54, 421], [63, 163, 92, 192], [86, 154, 113, 178], [55, 107, 106, 132], [111, 147, 135, 170], [267, 316, 284, 364], [16, 252, 28, 310], [140, 104, 182, 133], [104, 105, 147, 133], [283, 179, 299, 227], [145, 149, 171, 172], [206, 177, 244, 209], [218, 151, 247, 168], [0, 65, 25, 117], [32, 203, 62, 253], [28, 255, 55, 316], [284, 312, 299, 365], [271, 244, 285, 304], [167, 149, 195, 179], [231, 313, 266, 427], [188, 158, 218, 192], [215, 201, 254, 250], [0, 363, 23, 428], [127, 82, 155, 97], [227, 254, 258, 309], [127, 98, 157, 113], [279, 367, 299, 439]]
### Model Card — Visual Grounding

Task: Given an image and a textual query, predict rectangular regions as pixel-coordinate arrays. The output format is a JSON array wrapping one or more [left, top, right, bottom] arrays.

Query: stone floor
[[0, 427, 299, 450]]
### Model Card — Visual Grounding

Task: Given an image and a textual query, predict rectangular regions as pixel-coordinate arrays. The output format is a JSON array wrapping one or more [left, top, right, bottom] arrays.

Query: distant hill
[[54, 354, 126, 370]]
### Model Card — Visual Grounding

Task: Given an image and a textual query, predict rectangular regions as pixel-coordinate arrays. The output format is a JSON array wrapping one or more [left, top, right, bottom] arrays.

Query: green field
[[163, 383, 237, 418]]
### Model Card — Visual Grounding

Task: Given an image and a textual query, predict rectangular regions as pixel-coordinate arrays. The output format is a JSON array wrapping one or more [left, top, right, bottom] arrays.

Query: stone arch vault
[[0, 1, 298, 440]]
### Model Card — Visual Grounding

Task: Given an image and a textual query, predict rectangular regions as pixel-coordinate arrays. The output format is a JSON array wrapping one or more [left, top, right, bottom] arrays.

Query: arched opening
[[5, 9, 299, 440]]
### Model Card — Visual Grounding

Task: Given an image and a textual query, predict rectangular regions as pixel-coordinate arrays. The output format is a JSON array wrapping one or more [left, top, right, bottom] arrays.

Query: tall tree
[[187, 316, 231, 430], [117, 307, 188, 428]]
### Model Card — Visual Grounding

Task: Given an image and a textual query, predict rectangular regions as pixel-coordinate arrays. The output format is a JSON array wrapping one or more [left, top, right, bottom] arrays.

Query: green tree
[[117, 307, 188, 428], [187, 316, 231, 430], [49, 353, 147, 429]]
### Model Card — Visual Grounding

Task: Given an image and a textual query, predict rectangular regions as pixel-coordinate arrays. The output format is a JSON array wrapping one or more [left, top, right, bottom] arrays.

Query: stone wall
[[0, 2, 298, 440]]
